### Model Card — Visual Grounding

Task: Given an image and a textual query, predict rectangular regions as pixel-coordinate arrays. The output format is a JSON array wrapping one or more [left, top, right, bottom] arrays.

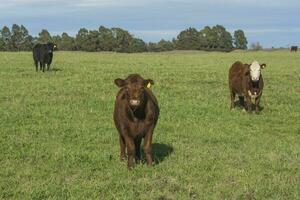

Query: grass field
[[0, 50, 300, 199]]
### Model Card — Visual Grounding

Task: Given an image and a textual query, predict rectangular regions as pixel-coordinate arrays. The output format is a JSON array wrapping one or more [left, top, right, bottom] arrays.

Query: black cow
[[291, 46, 298, 52], [33, 43, 56, 72]]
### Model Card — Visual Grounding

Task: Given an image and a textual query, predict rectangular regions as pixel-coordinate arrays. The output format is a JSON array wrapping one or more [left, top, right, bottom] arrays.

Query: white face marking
[[250, 61, 261, 81]]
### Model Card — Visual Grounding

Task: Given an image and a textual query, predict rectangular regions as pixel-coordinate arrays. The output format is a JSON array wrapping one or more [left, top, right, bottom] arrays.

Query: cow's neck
[[128, 98, 148, 120], [247, 79, 261, 97], [250, 80, 259, 89]]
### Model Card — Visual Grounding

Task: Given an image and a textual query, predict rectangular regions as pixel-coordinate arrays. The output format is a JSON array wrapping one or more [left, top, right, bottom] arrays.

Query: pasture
[[0, 50, 299, 199]]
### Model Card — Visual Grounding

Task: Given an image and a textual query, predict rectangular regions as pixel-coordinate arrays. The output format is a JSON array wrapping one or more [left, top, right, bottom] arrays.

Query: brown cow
[[113, 74, 159, 168], [229, 61, 266, 114]]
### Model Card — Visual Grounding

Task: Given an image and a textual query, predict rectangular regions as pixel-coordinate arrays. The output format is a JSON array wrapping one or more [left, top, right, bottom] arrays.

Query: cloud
[[0, 0, 147, 8], [1, 0, 299, 8], [0, 0, 299, 47], [244, 28, 300, 34], [74, 0, 145, 7]]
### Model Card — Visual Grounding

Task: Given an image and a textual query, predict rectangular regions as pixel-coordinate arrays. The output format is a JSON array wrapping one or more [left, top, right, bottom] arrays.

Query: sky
[[0, 0, 299, 48]]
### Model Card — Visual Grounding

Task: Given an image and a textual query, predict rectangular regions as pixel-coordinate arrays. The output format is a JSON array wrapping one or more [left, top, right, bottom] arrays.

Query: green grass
[[0, 50, 300, 199]]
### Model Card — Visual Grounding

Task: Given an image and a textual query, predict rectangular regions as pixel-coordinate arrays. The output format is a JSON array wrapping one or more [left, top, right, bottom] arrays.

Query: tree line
[[0, 24, 248, 52]]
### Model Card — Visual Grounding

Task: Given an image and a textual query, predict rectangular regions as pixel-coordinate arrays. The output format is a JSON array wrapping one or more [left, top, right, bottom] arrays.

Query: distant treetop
[[0, 24, 248, 52]]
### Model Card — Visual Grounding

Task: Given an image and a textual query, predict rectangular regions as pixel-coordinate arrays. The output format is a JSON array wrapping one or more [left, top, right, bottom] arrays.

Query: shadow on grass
[[234, 96, 245, 108], [49, 67, 62, 72], [234, 97, 264, 112], [152, 143, 173, 165]]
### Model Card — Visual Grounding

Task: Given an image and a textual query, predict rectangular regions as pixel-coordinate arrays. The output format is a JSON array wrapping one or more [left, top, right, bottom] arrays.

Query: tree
[[59, 32, 76, 51], [52, 35, 62, 49], [176, 27, 201, 50], [200, 26, 218, 50], [211, 25, 233, 51], [75, 28, 89, 51], [157, 39, 174, 51], [250, 42, 263, 51], [1, 26, 12, 50], [0, 29, 6, 50], [10, 24, 24, 51], [19, 25, 34, 50], [86, 30, 100, 51], [0, 24, 245, 53], [98, 26, 116, 51], [147, 42, 160, 52], [38, 29, 52, 43], [234, 30, 247, 49], [0, 35, 5, 51], [0, 38, 6, 51], [129, 38, 147, 52], [147, 40, 174, 52], [111, 28, 133, 52]]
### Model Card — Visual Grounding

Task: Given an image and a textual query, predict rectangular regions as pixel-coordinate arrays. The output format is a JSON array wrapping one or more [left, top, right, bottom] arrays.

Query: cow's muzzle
[[129, 99, 141, 106]]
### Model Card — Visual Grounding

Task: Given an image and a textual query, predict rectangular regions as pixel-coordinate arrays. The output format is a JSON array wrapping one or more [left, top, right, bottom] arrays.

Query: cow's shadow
[[234, 97, 264, 111], [140, 143, 173, 165], [49, 68, 62, 72], [151, 143, 173, 164]]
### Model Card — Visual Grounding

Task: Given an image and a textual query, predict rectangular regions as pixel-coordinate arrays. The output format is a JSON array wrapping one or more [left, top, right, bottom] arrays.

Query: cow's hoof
[[120, 156, 125, 161], [127, 164, 134, 170]]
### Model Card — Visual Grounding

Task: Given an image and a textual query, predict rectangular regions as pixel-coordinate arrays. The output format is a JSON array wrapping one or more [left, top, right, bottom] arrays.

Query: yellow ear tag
[[147, 82, 151, 89]]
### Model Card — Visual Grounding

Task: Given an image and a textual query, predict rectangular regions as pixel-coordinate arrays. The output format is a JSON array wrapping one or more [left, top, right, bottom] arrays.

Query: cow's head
[[245, 61, 266, 81], [114, 74, 154, 107], [47, 42, 56, 53]]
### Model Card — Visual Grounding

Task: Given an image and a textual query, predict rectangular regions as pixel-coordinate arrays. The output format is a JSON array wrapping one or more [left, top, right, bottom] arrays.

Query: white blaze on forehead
[[249, 61, 261, 81]]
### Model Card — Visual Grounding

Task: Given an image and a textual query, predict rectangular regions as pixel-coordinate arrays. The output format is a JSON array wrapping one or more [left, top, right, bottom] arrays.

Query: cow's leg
[[42, 63, 46, 72], [124, 137, 135, 168], [47, 64, 51, 71], [238, 96, 244, 107], [119, 135, 126, 161], [255, 95, 261, 114], [34, 60, 38, 72], [134, 137, 142, 162], [245, 96, 252, 113], [144, 127, 154, 166], [39, 62, 43, 71], [230, 89, 236, 110]]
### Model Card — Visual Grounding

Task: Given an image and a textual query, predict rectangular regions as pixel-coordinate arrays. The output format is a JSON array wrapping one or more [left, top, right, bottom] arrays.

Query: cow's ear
[[114, 78, 126, 87], [144, 79, 154, 88], [260, 63, 267, 69]]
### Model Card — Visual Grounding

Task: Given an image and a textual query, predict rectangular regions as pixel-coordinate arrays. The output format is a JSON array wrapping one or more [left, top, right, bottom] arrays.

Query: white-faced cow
[[229, 61, 267, 114]]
